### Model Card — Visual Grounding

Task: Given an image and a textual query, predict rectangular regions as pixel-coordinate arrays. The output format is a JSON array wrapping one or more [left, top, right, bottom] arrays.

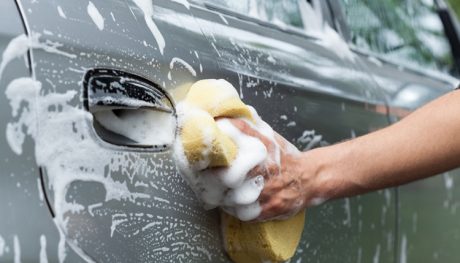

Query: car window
[[200, 0, 305, 30], [341, 0, 454, 72]]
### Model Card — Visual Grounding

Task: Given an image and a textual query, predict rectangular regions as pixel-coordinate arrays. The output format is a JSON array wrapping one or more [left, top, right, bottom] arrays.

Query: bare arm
[[234, 89, 460, 220], [315, 89, 460, 199]]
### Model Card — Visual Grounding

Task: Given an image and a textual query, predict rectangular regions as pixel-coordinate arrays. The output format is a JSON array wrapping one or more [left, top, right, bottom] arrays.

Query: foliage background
[[449, 0, 460, 17]]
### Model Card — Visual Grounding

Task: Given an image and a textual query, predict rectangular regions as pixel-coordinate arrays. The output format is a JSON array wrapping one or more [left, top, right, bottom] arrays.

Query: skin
[[231, 89, 460, 221]]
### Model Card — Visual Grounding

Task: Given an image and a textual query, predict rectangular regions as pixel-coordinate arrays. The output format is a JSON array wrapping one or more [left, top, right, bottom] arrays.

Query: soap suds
[[173, 80, 289, 221], [218, 13, 228, 25], [40, 235, 48, 263], [0, 34, 30, 79], [94, 109, 175, 146], [56, 221, 67, 263], [87, 1, 105, 31], [443, 172, 454, 190], [297, 130, 323, 151], [2, 31, 224, 262], [211, 119, 267, 188], [170, 57, 196, 76], [110, 12, 116, 22], [13, 235, 20, 263], [57, 6, 67, 19], [132, 0, 165, 55], [343, 198, 351, 227], [400, 235, 407, 263], [0, 235, 4, 257], [372, 244, 380, 263], [0, 33, 76, 79], [309, 197, 326, 206]]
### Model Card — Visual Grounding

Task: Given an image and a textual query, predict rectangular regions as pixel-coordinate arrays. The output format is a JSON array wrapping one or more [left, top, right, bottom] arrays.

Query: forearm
[[308, 90, 460, 201]]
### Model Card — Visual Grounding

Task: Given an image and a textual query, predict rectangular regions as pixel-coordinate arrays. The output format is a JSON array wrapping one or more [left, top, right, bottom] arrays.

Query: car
[[1, 0, 460, 262]]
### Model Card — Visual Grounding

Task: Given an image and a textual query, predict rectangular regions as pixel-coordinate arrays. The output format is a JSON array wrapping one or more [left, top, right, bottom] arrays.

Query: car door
[[0, 1, 86, 262], [13, 0, 236, 262], [337, 0, 460, 262], [188, 0, 397, 262]]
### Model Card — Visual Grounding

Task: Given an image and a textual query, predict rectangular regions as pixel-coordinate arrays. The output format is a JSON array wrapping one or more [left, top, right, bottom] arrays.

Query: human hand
[[228, 119, 323, 221]]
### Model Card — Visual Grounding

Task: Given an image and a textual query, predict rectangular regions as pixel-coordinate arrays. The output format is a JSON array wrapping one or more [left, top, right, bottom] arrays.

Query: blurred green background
[[449, 0, 460, 17]]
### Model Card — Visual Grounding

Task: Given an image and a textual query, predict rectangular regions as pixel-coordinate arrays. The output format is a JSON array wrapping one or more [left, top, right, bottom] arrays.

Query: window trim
[[188, 0, 323, 40]]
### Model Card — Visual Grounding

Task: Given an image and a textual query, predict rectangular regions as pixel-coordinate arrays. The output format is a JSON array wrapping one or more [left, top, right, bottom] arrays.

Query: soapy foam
[[1, 29, 226, 263], [13, 235, 20, 263], [57, 6, 67, 19], [170, 57, 196, 77], [94, 109, 175, 146], [173, 81, 285, 221], [223, 175, 264, 206], [132, 0, 165, 55], [0, 34, 29, 79], [0, 33, 76, 80], [0, 235, 4, 257], [4, 75, 178, 261], [212, 119, 267, 188], [87, 1, 105, 31], [4, 75, 174, 261], [40, 235, 48, 263]]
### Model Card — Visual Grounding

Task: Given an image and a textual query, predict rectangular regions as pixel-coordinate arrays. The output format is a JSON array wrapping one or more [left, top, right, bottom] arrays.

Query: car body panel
[[332, 1, 460, 261], [0, 1, 85, 262], [187, 2, 396, 262], [2, 0, 460, 262], [13, 0, 230, 262], [354, 50, 460, 263]]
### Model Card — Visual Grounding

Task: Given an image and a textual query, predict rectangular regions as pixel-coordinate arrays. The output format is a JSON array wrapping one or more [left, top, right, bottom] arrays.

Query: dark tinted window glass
[[342, 0, 453, 72]]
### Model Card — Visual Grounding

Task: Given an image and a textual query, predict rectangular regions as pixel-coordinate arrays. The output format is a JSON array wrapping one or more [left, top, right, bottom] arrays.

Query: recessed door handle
[[83, 69, 176, 149]]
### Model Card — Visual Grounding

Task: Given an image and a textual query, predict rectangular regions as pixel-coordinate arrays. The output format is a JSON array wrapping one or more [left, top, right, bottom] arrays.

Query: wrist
[[300, 145, 345, 207]]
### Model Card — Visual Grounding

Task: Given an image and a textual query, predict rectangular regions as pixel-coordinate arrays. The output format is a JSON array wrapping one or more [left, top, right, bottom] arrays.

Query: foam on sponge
[[175, 79, 306, 263]]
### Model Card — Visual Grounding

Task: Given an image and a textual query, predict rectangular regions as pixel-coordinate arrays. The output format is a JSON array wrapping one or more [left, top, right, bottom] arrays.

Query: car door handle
[[83, 69, 176, 149]]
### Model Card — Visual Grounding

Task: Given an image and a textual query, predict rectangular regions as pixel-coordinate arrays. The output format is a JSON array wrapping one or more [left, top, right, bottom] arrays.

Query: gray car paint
[[0, 0, 459, 262], [189, 2, 396, 262], [13, 0, 230, 262], [0, 1, 85, 262], [334, 2, 460, 260]]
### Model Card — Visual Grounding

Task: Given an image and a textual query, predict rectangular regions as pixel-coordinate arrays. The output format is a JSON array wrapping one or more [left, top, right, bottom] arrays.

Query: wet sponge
[[222, 212, 306, 263], [179, 79, 305, 263], [181, 112, 238, 167], [180, 79, 253, 168]]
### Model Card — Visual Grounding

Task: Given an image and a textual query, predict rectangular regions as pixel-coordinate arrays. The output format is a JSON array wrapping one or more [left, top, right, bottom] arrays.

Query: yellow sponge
[[181, 113, 238, 168], [184, 79, 254, 121], [179, 79, 306, 263], [222, 212, 306, 263], [180, 79, 253, 168]]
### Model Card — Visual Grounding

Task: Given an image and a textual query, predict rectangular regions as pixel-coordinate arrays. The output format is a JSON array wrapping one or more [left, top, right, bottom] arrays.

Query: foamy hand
[[226, 118, 310, 221], [174, 106, 273, 221], [175, 105, 307, 221], [173, 79, 310, 221]]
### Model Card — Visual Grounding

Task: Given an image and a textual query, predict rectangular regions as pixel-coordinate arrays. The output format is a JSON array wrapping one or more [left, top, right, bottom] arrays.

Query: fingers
[[228, 118, 281, 179], [255, 174, 305, 221], [228, 119, 277, 155], [247, 162, 279, 179], [211, 118, 304, 221]]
